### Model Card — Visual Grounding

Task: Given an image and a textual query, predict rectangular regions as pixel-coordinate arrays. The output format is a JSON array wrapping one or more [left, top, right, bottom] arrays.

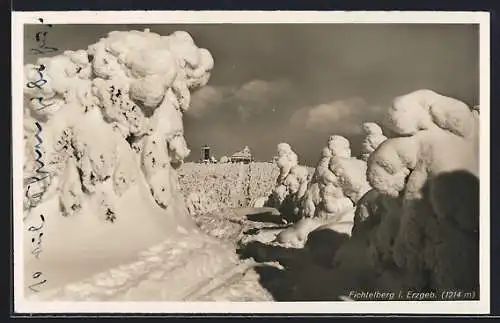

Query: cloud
[[187, 85, 228, 118], [290, 98, 385, 134], [186, 79, 292, 120], [235, 79, 290, 102], [233, 79, 291, 120]]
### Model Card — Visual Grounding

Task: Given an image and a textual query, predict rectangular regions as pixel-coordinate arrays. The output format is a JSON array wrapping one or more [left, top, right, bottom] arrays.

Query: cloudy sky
[[24, 23, 479, 166]]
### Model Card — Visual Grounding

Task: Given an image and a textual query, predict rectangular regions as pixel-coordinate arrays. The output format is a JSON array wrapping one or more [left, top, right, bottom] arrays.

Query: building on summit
[[200, 144, 211, 164], [230, 146, 254, 164]]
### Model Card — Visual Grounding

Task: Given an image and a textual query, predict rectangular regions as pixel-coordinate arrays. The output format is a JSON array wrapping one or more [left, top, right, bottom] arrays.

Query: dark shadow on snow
[[237, 229, 350, 301], [246, 211, 285, 224], [238, 170, 480, 301]]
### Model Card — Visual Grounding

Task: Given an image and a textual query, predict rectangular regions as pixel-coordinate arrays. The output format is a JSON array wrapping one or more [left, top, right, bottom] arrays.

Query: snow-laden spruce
[[265, 143, 309, 222], [21, 30, 244, 299], [334, 89, 479, 293], [23, 29, 213, 216], [301, 135, 371, 221], [360, 122, 387, 162], [272, 135, 372, 247]]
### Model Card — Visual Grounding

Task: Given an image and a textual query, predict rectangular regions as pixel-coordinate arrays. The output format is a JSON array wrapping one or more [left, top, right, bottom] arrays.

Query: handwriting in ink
[[27, 214, 45, 232], [27, 65, 55, 112], [30, 97, 54, 111], [31, 232, 44, 259], [28, 214, 45, 258], [26, 64, 47, 89], [28, 271, 47, 293], [28, 121, 48, 175], [38, 18, 53, 27], [33, 121, 45, 166], [24, 121, 50, 207], [27, 214, 47, 292], [31, 23, 58, 55]]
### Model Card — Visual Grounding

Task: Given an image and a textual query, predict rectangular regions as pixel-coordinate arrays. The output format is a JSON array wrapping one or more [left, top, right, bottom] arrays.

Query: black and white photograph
[[13, 11, 489, 314]]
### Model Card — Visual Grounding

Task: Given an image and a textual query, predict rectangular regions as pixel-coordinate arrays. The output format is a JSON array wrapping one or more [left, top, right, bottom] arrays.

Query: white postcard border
[[12, 10, 491, 314]]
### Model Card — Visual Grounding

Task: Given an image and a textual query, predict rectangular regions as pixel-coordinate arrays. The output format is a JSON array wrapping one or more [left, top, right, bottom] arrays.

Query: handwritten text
[[27, 64, 55, 112], [24, 121, 50, 208], [31, 22, 58, 55], [27, 214, 47, 293]]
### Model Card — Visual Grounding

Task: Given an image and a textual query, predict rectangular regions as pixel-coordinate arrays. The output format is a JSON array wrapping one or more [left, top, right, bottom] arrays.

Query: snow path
[[26, 213, 277, 302], [26, 206, 352, 302], [27, 233, 241, 301]]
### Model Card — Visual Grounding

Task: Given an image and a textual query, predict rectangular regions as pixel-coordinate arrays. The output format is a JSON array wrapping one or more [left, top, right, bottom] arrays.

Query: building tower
[[201, 144, 211, 163]]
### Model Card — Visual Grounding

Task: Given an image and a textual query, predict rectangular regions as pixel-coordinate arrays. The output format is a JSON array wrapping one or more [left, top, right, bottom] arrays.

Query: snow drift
[[22, 29, 239, 298]]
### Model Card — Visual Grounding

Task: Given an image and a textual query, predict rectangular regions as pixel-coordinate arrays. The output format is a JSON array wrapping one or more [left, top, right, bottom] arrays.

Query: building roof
[[231, 146, 253, 159]]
